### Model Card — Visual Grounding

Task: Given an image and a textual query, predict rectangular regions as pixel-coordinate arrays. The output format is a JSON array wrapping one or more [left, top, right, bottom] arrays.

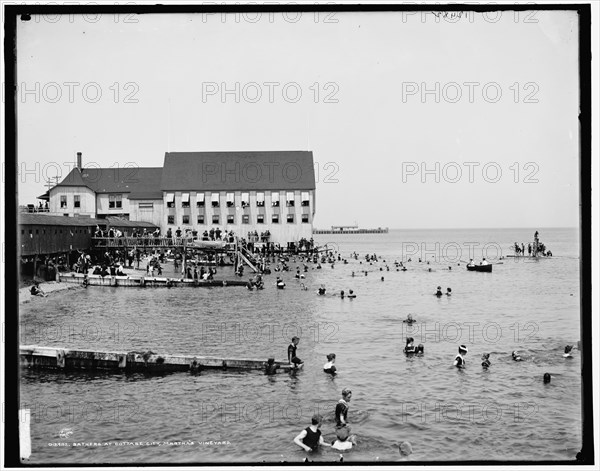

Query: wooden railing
[[92, 237, 199, 248]]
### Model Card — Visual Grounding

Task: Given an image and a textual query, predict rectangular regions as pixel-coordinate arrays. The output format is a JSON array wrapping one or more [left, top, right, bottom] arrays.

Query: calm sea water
[[19, 228, 582, 463]]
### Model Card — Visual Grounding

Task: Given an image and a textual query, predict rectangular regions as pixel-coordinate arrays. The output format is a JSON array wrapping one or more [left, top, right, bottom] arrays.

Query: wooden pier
[[313, 226, 389, 235], [20, 345, 297, 374], [58, 273, 248, 288]]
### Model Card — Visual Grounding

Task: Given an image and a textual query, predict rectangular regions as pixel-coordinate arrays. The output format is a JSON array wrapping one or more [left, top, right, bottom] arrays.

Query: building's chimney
[[76, 152, 82, 170]]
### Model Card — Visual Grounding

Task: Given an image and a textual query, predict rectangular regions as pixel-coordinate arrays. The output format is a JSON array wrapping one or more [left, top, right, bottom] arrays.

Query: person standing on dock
[[288, 337, 303, 367]]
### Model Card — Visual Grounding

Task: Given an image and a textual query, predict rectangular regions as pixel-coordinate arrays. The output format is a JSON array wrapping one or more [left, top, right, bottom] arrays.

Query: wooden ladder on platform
[[235, 237, 260, 273]]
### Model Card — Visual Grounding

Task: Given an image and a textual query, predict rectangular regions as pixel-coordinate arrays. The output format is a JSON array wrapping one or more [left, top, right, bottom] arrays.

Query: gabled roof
[[54, 167, 163, 196], [160, 151, 316, 191]]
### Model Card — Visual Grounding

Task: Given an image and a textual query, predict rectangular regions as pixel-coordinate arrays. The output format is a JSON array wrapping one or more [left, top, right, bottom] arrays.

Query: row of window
[[168, 213, 310, 225], [60, 195, 82, 208], [59, 195, 123, 209], [167, 191, 311, 209], [57, 192, 309, 210]]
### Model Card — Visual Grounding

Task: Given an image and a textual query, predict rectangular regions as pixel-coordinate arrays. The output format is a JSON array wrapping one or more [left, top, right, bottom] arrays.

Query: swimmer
[[381, 276, 384, 281], [276, 277, 286, 289], [288, 337, 303, 367], [446, 287, 452, 296], [512, 351, 522, 362], [403, 314, 416, 324], [300, 283, 308, 291], [543, 373, 551, 384], [340, 290, 345, 299], [481, 353, 491, 369], [323, 353, 337, 374], [404, 337, 417, 354], [264, 358, 278, 375], [330, 425, 356, 451], [335, 388, 352, 428], [453, 345, 468, 368], [318, 285, 326, 295], [294, 414, 331, 453], [563, 345, 574, 358], [398, 441, 413, 458], [435, 286, 443, 297], [347, 289, 356, 299], [404, 339, 424, 354]]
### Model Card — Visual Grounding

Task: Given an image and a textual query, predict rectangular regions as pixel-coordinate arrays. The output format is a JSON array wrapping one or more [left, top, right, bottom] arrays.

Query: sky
[[12, 6, 583, 229]]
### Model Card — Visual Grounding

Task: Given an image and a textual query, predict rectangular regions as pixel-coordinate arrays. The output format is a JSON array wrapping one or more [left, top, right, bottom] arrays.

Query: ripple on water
[[19, 229, 582, 463]]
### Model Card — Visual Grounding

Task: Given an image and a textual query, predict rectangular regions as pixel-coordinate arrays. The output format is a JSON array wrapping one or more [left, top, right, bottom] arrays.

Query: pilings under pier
[[20, 345, 297, 374], [58, 273, 248, 288]]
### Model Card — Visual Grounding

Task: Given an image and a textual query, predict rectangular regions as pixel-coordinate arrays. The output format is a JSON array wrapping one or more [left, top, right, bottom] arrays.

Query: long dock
[[20, 345, 297, 374], [313, 228, 389, 234], [58, 273, 248, 288]]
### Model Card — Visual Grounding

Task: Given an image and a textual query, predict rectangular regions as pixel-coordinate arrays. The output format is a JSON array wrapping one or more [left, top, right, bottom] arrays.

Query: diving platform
[[20, 345, 297, 374]]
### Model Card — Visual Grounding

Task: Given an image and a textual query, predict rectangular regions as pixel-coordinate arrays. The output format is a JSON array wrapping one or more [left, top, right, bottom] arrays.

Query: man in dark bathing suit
[[288, 336, 303, 367], [294, 414, 330, 452]]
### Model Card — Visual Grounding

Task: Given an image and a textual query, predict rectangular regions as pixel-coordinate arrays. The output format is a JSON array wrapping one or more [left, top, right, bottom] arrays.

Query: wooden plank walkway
[[58, 273, 248, 287], [20, 345, 298, 374]]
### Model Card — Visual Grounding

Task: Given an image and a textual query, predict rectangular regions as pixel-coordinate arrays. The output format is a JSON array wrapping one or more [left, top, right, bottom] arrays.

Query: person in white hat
[[453, 345, 468, 368]]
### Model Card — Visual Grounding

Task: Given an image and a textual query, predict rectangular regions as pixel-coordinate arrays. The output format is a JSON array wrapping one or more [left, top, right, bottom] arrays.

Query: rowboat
[[466, 264, 492, 272]]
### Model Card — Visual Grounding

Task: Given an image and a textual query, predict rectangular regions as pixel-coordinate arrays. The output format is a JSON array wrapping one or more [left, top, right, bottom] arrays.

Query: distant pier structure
[[313, 225, 388, 235]]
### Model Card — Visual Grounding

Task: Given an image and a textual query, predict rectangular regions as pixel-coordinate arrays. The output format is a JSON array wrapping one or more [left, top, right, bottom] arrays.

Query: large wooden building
[[47, 151, 316, 243], [19, 213, 158, 258]]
